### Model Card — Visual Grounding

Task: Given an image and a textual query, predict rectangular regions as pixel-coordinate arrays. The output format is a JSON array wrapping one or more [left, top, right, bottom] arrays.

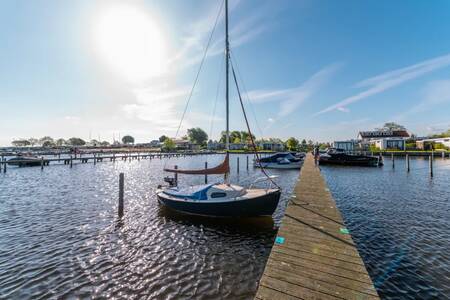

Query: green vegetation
[[163, 138, 175, 151], [121, 135, 135, 144], [68, 137, 86, 146], [429, 129, 450, 138], [187, 127, 208, 146], [285, 137, 299, 151], [159, 135, 168, 142]]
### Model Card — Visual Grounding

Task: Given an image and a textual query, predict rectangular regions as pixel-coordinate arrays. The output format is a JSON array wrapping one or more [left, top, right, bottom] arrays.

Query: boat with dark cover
[[319, 148, 382, 167], [255, 152, 304, 169], [7, 154, 46, 167]]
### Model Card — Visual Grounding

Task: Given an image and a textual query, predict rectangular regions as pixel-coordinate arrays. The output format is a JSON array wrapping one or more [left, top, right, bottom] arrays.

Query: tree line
[[11, 135, 136, 147]]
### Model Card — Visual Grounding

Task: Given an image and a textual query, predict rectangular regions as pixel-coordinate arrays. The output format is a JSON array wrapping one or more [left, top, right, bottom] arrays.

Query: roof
[[358, 130, 409, 138]]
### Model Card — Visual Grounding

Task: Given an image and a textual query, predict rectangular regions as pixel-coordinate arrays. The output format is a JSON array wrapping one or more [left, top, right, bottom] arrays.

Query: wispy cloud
[[393, 79, 450, 122], [248, 63, 342, 118], [170, 0, 273, 69], [314, 53, 450, 116]]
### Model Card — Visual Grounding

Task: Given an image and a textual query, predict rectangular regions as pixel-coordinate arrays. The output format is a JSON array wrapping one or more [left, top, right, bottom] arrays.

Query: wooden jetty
[[255, 154, 379, 300], [0, 151, 219, 172]]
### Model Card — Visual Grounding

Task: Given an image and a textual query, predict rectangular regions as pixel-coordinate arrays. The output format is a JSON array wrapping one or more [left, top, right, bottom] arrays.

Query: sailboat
[[156, 0, 281, 217]]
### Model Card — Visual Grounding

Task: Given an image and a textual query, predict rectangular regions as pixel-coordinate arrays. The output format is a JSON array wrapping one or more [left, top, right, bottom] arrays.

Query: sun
[[94, 4, 167, 83]]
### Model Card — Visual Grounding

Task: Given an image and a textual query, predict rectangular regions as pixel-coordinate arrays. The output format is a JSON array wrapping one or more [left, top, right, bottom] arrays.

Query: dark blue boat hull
[[157, 190, 281, 217]]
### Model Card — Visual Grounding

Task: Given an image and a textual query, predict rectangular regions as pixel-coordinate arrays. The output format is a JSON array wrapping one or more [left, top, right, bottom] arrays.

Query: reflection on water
[[321, 156, 450, 299], [0, 154, 298, 299]]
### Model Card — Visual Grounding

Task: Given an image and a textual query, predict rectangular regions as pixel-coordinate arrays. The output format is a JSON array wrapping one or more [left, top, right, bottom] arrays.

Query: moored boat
[[156, 0, 281, 218], [319, 148, 382, 167], [7, 154, 46, 167], [255, 152, 303, 169]]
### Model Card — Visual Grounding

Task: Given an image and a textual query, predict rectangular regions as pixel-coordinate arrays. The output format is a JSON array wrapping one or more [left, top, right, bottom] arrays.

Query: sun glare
[[94, 5, 167, 83]]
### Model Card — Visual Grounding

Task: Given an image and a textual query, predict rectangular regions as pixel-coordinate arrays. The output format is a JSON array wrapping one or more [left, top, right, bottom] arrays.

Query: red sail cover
[[164, 153, 230, 175]]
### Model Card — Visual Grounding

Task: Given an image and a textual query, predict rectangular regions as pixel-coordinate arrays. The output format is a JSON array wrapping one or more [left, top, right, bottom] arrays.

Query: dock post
[[174, 165, 178, 186], [246, 156, 249, 170], [118, 173, 124, 218], [406, 154, 410, 172], [2, 158, 6, 173], [70, 155, 73, 168], [41, 157, 44, 170], [442, 151, 445, 159], [237, 157, 240, 174], [429, 155, 433, 177], [94, 153, 96, 165], [391, 153, 395, 169], [205, 162, 208, 184]]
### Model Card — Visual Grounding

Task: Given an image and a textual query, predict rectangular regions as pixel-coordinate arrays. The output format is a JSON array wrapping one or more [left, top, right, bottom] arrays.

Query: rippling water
[[0, 154, 299, 299], [321, 156, 450, 299]]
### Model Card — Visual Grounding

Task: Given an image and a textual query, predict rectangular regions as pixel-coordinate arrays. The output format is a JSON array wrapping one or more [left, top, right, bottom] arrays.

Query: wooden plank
[[255, 154, 379, 299]]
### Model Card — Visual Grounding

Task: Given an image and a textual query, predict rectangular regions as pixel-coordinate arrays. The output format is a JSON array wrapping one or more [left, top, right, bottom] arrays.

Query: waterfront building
[[416, 137, 450, 150], [332, 140, 357, 151], [258, 141, 285, 151], [358, 129, 409, 150], [370, 138, 406, 150], [207, 140, 225, 150]]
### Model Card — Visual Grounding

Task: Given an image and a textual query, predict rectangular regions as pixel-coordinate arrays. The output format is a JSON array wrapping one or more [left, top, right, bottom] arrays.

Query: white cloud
[[248, 63, 342, 118], [392, 79, 450, 122], [314, 53, 450, 116]]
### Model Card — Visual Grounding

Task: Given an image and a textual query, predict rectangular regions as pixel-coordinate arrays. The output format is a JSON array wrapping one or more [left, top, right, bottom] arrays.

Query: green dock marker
[[275, 236, 285, 244], [340, 228, 350, 234]]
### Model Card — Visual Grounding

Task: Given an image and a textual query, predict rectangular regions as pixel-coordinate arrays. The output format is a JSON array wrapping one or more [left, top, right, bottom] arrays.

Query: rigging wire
[[173, 0, 225, 140], [208, 55, 226, 153], [230, 56, 281, 189], [229, 51, 265, 139]]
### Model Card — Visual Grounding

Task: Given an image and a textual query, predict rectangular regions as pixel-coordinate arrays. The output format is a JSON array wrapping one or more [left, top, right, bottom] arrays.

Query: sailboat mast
[[225, 0, 230, 151]]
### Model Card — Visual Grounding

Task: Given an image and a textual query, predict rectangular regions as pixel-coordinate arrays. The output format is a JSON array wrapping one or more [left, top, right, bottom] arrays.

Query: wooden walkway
[[255, 154, 379, 300]]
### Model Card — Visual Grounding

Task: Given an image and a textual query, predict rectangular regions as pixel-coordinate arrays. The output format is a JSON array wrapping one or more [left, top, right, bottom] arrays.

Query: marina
[[1, 153, 450, 298], [1, 0, 450, 299]]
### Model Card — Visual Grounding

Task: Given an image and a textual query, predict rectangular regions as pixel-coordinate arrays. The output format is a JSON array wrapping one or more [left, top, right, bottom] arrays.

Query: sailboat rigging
[[156, 0, 281, 217]]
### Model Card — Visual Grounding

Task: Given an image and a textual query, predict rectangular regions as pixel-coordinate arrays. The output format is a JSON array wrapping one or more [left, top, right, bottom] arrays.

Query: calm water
[[0, 154, 299, 299], [321, 156, 450, 299]]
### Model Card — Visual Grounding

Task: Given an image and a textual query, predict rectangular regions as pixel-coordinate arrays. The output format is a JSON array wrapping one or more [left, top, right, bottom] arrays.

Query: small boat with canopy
[[156, 0, 281, 217], [255, 152, 304, 169]]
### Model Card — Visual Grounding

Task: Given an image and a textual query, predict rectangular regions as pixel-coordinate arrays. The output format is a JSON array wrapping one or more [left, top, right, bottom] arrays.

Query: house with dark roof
[[357, 130, 409, 150]]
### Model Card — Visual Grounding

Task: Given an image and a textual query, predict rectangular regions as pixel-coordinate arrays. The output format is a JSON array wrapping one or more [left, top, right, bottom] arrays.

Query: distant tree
[[39, 136, 54, 146], [67, 137, 86, 146], [159, 135, 168, 142], [12, 139, 31, 147], [56, 138, 66, 146], [122, 135, 135, 144], [285, 137, 299, 151], [240, 131, 256, 144], [429, 129, 450, 138], [187, 128, 208, 145], [298, 139, 308, 152], [380, 122, 406, 131], [319, 142, 331, 150], [42, 140, 55, 148], [100, 141, 110, 146], [28, 138, 39, 146], [163, 138, 176, 151], [219, 131, 240, 143], [90, 139, 100, 146]]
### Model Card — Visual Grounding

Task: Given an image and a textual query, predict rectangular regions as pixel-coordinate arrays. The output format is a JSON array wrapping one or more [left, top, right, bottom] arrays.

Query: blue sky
[[1, 0, 450, 146]]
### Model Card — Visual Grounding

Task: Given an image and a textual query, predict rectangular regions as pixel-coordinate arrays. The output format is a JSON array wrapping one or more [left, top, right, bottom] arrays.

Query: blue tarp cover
[[164, 184, 214, 200]]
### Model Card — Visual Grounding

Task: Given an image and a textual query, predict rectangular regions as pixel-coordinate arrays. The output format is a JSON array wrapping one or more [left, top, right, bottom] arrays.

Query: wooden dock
[[255, 154, 379, 300]]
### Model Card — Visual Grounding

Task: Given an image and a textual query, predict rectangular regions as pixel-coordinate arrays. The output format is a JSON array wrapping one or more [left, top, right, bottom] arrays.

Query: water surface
[[321, 156, 450, 299], [0, 154, 299, 299]]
